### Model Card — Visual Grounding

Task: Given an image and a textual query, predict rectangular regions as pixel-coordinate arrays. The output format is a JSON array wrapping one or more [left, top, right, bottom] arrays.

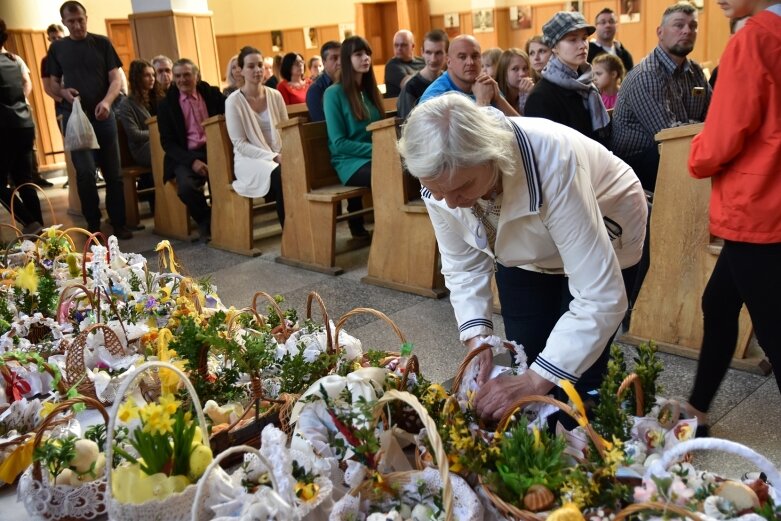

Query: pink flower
[[669, 477, 695, 506], [634, 480, 658, 503]]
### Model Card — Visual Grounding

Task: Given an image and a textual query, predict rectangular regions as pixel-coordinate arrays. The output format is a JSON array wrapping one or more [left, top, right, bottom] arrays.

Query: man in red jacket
[[686, 0, 781, 436]]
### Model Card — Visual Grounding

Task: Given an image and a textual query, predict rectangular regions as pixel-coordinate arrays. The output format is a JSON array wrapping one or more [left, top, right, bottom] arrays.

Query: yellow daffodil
[[532, 426, 542, 450], [158, 394, 181, 416], [117, 398, 140, 423], [141, 403, 174, 435], [547, 502, 586, 521], [295, 481, 319, 501], [14, 262, 38, 294]]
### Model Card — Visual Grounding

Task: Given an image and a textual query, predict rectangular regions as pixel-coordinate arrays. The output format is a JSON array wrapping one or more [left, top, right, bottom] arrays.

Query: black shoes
[[112, 226, 133, 240], [32, 176, 54, 188]]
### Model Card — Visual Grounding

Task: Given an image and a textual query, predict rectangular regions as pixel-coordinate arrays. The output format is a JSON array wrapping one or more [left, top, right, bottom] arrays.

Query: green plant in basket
[[490, 417, 569, 508], [111, 393, 214, 504], [631, 341, 664, 417], [592, 344, 632, 443]]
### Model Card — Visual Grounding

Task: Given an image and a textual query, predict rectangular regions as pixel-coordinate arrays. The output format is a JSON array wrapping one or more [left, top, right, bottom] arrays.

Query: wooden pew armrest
[[404, 199, 428, 214], [203, 115, 225, 127], [278, 117, 308, 129]]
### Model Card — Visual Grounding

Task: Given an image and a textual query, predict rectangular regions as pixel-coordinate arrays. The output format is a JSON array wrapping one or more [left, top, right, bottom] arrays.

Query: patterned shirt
[[611, 46, 711, 157]]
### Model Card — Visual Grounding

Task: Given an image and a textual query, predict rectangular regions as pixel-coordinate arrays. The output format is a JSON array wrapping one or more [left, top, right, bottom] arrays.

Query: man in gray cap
[[524, 11, 611, 147]]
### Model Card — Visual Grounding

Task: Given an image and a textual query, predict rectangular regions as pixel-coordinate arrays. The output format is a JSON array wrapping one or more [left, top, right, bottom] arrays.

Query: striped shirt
[[611, 46, 711, 157]]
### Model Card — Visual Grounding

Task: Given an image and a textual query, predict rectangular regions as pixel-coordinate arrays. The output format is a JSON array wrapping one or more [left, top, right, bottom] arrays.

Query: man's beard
[[668, 42, 694, 57]]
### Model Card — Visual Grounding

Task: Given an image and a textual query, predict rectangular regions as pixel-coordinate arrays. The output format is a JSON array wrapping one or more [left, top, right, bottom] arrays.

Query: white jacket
[[425, 116, 647, 386], [224, 87, 288, 198]]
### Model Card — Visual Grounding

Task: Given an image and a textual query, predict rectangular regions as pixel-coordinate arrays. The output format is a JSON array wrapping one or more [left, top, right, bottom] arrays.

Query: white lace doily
[[17, 466, 107, 520], [108, 482, 209, 521]]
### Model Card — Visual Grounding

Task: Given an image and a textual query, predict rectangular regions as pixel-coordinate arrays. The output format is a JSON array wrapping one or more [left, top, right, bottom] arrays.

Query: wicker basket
[[104, 361, 213, 521], [613, 501, 703, 521], [251, 290, 294, 343], [479, 395, 608, 521], [191, 444, 293, 521], [341, 390, 456, 521], [64, 324, 128, 406], [18, 396, 110, 521]]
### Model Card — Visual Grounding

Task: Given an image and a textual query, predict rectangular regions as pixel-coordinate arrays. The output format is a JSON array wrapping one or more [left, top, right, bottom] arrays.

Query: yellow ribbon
[[154, 240, 179, 274], [0, 437, 34, 484]]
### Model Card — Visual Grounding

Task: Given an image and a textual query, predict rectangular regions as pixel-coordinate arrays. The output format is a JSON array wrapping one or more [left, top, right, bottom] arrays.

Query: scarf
[[541, 56, 610, 131]]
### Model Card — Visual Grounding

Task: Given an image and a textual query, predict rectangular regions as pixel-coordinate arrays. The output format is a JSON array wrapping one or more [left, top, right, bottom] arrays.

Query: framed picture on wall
[[338, 22, 355, 42], [444, 12, 460, 28], [619, 0, 641, 23], [510, 5, 533, 29], [271, 30, 283, 52], [304, 27, 318, 49], [564, 0, 583, 13], [472, 9, 494, 33]]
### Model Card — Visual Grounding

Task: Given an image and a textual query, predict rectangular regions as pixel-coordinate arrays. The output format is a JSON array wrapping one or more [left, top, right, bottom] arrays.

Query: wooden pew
[[362, 117, 446, 298], [147, 116, 192, 240], [202, 115, 282, 256], [287, 102, 309, 119], [623, 124, 770, 374], [276, 117, 372, 275], [116, 121, 154, 229]]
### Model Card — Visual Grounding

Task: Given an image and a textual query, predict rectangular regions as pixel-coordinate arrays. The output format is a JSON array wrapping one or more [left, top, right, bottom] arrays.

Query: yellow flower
[[39, 401, 57, 419], [559, 380, 588, 428], [295, 481, 319, 501], [158, 394, 181, 416], [155, 240, 180, 274], [141, 403, 174, 435], [118, 398, 140, 423], [14, 262, 38, 294], [548, 502, 586, 521]]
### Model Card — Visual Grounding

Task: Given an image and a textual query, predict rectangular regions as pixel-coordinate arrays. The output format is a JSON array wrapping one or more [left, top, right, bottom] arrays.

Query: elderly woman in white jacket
[[398, 93, 647, 423], [225, 45, 287, 226]]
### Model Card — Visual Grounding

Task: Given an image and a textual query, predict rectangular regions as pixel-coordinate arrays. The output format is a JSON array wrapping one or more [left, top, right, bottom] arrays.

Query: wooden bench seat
[[361, 117, 446, 298], [203, 115, 282, 256], [116, 121, 154, 229], [147, 116, 192, 240], [276, 117, 372, 275]]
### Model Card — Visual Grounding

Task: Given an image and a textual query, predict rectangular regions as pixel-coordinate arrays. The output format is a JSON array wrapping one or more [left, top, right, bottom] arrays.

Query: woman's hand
[[464, 337, 494, 387], [474, 369, 554, 423], [518, 77, 535, 94]]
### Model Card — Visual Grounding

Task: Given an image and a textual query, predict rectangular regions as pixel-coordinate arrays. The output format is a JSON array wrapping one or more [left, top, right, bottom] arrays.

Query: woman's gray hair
[[397, 92, 517, 182]]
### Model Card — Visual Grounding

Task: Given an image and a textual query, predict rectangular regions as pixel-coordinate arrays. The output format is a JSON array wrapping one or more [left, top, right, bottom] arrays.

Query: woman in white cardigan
[[225, 45, 288, 226]]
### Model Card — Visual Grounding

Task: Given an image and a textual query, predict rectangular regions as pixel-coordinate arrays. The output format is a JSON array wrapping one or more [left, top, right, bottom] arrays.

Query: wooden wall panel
[[175, 16, 199, 63], [194, 16, 221, 86], [6, 30, 65, 170], [131, 15, 177, 62]]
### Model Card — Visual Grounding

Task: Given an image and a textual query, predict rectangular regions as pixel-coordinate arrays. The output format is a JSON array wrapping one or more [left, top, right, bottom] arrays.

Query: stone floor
[[1, 175, 779, 516]]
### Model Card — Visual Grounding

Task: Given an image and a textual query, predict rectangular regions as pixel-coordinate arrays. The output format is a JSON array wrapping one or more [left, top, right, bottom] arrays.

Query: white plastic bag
[[64, 97, 99, 151]]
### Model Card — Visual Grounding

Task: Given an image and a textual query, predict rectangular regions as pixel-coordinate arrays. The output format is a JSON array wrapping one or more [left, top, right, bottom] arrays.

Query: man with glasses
[[587, 8, 634, 72]]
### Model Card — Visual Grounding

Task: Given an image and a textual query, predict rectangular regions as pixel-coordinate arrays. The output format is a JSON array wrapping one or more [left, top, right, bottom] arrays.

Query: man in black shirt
[[587, 8, 634, 73], [47, 1, 130, 239], [397, 30, 448, 119], [384, 30, 425, 98]]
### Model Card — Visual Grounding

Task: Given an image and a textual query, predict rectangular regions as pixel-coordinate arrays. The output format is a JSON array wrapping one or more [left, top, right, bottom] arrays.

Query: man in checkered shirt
[[611, 2, 711, 192]]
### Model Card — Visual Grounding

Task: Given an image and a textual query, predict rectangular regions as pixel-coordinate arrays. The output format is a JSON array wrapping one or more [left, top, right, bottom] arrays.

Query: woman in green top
[[323, 35, 385, 237]]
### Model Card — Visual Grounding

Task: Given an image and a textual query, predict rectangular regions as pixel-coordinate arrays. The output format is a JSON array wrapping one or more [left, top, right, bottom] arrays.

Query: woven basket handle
[[31, 396, 109, 483], [65, 323, 126, 388], [56, 283, 97, 325], [613, 501, 703, 521], [80, 231, 109, 286], [0, 222, 22, 238], [225, 306, 266, 337], [617, 373, 645, 417], [373, 390, 453, 521], [0, 351, 69, 395], [306, 291, 333, 354], [450, 343, 493, 396], [252, 291, 291, 341], [645, 438, 781, 504], [10, 182, 57, 227], [191, 444, 292, 521], [497, 394, 607, 459], [333, 308, 407, 356], [104, 361, 211, 503], [1, 233, 45, 266]]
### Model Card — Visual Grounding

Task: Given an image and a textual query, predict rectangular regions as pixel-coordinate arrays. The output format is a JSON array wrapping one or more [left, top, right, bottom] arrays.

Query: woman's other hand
[[474, 369, 554, 423]]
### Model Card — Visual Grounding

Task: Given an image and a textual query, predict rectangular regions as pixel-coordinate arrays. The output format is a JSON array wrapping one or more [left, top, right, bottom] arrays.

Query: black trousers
[[495, 265, 617, 396], [689, 240, 781, 413], [345, 162, 371, 231], [0, 126, 43, 226], [173, 148, 210, 227], [269, 164, 284, 227]]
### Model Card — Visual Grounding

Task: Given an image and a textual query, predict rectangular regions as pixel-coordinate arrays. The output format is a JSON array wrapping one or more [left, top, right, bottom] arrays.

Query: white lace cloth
[[329, 467, 483, 521], [108, 482, 209, 521], [17, 466, 107, 520]]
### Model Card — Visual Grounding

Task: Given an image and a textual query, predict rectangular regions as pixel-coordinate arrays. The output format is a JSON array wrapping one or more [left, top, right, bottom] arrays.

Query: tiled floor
[[1, 176, 778, 516]]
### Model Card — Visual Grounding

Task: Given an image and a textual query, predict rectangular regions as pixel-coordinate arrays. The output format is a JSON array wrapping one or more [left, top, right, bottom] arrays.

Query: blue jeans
[[64, 110, 126, 229]]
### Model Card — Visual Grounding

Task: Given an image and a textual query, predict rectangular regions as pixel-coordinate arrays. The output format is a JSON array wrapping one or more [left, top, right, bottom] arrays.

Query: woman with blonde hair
[[495, 49, 535, 115], [223, 54, 243, 96], [224, 46, 287, 225]]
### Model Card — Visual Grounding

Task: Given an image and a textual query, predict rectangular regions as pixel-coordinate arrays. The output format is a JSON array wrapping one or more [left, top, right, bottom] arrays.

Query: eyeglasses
[[597, 19, 617, 25]]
